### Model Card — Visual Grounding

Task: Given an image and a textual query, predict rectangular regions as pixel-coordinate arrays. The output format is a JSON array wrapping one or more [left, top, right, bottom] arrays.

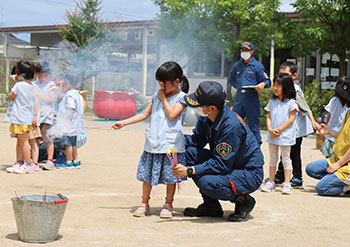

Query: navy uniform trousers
[[233, 89, 261, 145], [186, 146, 263, 202]]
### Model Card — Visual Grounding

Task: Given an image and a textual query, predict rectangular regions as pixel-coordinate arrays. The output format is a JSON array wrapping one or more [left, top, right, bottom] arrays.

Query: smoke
[[37, 39, 115, 88], [34, 24, 148, 137], [155, 10, 230, 96], [47, 115, 72, 139], [34, 37, 108, 138], [31, 14, 228, 135]]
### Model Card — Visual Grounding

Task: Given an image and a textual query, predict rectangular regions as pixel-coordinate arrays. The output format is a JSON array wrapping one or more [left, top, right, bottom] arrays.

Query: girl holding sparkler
[[112, 61, 189, 218]]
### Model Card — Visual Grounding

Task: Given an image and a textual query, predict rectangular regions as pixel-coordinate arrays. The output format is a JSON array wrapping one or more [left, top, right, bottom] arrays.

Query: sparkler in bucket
[[167, 147, 180, 191], [43, 190, 47, 202]]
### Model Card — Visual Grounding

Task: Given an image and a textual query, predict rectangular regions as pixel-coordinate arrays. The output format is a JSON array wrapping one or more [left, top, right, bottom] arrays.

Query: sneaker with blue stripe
[[56, 161, 75, 169], [74, 161, 81, 169], [66, 161, 75, 169], [291, 177, 303, 189], [56, 161, 69, 169]]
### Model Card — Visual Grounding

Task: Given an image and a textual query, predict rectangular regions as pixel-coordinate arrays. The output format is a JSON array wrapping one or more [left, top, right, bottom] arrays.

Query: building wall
[[31, 33, 62, 47]]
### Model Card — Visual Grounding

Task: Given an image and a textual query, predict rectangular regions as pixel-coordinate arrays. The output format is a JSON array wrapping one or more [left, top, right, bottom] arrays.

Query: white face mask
[[241, 52, 251, 60], [196, 107, 211, 117]]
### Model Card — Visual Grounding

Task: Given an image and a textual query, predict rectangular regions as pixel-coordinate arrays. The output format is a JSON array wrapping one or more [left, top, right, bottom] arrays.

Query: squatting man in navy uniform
[[172, 81, 264, 222], [228, 41, 271, 145]]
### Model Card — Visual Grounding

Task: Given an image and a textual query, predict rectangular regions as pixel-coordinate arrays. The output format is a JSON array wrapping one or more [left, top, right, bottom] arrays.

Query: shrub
[[303, 80, 334, 120], [259, 88, 273, 129], [136, 95, 150, 113]]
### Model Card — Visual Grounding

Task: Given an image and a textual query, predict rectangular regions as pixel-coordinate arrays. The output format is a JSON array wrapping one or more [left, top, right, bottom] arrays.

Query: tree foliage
[[155, 0, 223, 62], [303, 80, 334, 118], [154, 0, 290, 60], [289, 0, 350, 76], [58, 0, 120, 87], [155, 0, 350, 77]]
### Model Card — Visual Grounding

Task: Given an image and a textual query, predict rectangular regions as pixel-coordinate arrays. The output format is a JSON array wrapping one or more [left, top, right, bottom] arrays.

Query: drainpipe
[[221, 52, 225, 78], [3, 32, 10, 93], [142, 26, 148, 96], [269, 38, 275, 82], [315, 50, 321, 90]]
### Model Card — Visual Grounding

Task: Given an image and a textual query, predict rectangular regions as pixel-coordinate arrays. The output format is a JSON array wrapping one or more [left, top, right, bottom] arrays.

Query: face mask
[[196, 107, 211, 117], [241, 52, 251, 60]]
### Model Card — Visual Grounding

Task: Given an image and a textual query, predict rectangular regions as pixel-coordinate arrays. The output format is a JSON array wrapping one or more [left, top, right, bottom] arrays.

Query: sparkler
[[167, 147, 181, 191]]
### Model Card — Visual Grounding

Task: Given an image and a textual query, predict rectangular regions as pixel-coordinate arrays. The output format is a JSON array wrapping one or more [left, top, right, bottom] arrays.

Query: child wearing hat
[[306, 76, 350, 196]]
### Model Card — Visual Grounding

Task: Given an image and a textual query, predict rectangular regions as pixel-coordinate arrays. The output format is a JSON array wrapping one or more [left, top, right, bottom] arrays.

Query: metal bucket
[[11, 194, 68, 243]]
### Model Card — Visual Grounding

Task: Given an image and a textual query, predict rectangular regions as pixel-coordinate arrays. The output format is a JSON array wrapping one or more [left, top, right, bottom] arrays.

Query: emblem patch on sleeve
[[216, 142, 232, 158]]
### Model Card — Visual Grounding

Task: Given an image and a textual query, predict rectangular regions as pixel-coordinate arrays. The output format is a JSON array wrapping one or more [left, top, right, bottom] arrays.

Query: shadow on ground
[[5, 233, 63, 242]]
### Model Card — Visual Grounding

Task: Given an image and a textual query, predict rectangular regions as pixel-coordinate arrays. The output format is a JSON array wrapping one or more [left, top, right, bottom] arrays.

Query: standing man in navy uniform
[[172, 81, 264, 222], [228, 41, 271, 145]]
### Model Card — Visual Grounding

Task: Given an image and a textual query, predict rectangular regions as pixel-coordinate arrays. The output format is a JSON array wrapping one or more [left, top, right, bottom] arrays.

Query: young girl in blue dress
[[112, 61, 189, 218], [5, 60, 39, 174], [261, 73, 298, 195]]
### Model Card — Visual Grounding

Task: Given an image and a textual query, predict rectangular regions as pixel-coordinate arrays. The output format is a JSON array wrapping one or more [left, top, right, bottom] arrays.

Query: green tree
[[59, 0, 120, 88], [155, 0, 291, 59], [154, 0, 289, 104], [288, 0, 350, 76], [155, 1, 222, 62], [303, 80, 334, 119]]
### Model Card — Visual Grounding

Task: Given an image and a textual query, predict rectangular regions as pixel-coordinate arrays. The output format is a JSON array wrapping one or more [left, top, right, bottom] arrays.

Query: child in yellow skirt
[[5, 60, 39, 174], [6, 64, 41, 172], [28, 112, 41, 170]]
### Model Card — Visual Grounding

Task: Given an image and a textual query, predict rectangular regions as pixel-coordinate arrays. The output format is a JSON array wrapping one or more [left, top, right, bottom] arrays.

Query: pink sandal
[[133, 203, 150, 217], [160, 203, 173, 218]]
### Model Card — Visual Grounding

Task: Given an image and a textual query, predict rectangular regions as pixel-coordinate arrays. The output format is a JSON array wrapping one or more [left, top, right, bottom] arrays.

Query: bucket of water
[[11, 194, 68, 243]]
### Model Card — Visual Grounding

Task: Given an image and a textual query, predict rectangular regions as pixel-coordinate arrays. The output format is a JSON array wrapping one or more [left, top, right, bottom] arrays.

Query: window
[[135, 32, 141, 40], [147, 30, 154, 36]]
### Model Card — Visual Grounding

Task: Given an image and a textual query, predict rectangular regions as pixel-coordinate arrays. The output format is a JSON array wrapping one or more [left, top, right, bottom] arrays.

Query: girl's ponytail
[[181, 75, 189, 93]]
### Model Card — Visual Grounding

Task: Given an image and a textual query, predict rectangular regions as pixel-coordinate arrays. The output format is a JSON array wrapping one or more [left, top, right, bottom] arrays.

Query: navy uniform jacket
[[185, 105, 264, 178], [228, 56, 271, 89]]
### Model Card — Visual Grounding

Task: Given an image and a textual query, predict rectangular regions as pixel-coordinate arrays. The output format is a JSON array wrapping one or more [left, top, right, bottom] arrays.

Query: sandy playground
[[0, 113, 348, 247]]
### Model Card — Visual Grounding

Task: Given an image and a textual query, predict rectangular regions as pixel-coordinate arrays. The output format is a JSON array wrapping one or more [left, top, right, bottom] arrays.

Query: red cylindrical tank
[[93, 90, 139, 120]]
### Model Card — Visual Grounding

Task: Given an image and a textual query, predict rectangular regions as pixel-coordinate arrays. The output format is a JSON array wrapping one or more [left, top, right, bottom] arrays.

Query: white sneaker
[[261, 180, 276, 192], [43, 160, 55, 170], [32, 163, 40, 171], [14, 163, 35, 174], [281, 182, 292, 195], [6, 162, 22, 173]]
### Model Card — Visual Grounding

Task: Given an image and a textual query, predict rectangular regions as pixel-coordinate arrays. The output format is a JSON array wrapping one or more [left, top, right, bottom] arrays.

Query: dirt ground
[[0, 113, 348, 247]]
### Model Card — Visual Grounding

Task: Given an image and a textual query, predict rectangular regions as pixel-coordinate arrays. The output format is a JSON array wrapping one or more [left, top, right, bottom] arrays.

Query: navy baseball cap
[[240, 41, 254, 50], [185, 81, 226, 108]]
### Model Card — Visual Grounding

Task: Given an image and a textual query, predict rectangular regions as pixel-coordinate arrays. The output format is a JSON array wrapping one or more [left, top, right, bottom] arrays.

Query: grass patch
[[0, 107, 7, 113], [84, 107, 96, 117]]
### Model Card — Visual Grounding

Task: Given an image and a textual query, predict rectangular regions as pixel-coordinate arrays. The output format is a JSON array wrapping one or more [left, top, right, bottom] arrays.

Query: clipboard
[[241, 85, 256, 89]]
